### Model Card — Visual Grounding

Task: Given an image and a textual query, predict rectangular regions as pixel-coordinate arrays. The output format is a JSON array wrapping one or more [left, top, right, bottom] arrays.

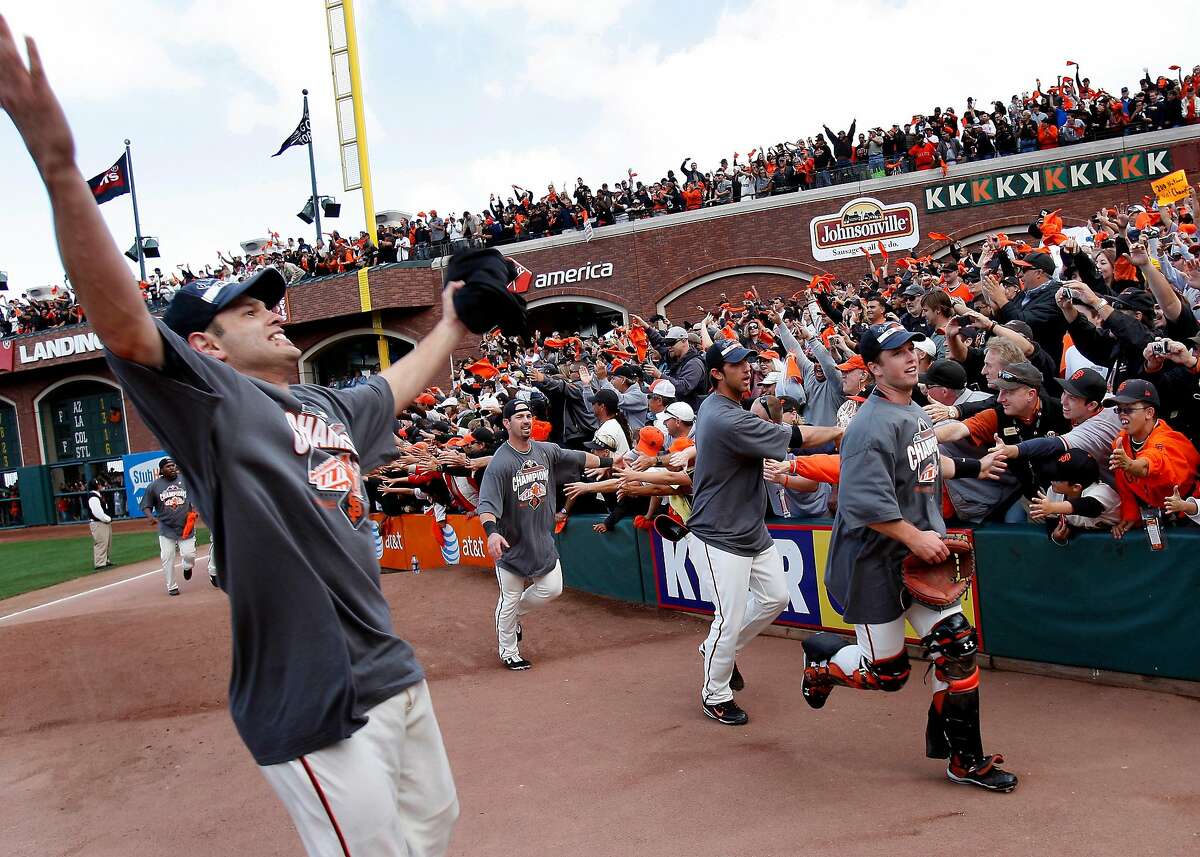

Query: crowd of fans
[[4, 62, 1196, 342], [369, 185, 1200, 546]]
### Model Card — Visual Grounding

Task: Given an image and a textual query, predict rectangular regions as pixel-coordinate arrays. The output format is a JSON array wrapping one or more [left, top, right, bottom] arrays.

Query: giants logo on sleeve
[[512, 459, 549, 509], [288, 405, 367, 528], [907, 422, 940, 489]]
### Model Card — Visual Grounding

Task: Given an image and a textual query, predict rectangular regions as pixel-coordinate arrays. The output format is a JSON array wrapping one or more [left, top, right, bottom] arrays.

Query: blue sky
[[0, 0, 1189, 293]]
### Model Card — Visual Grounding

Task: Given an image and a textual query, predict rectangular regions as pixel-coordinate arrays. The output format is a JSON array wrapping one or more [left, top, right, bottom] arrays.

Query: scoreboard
[[0, 403, 19, 470], [48, 391, 127, 462]]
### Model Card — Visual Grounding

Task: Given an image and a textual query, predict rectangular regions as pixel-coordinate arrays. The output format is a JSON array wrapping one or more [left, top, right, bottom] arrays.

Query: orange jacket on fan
[[1112, 419, 1200, 521]]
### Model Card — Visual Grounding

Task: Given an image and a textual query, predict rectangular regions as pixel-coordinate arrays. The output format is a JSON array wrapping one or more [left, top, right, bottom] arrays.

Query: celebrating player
[[802, 321, 1018, 792], [0, 22, 468, 853], [687, 339, 842, 725], [477, 399, 610, 670], [140, 456, 204, 595]]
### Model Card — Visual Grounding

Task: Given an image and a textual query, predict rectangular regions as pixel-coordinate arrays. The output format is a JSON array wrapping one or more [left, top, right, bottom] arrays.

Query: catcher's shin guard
[[802, 633, 911, 709], [800, 633, 850, 709], [926, 690, 950, 760], [922, 614, 992, 770]]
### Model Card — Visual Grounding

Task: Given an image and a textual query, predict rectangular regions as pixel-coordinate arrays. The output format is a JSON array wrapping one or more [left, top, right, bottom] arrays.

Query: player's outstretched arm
[[378, 282, 468, 415], [0, 19, 162, 366]]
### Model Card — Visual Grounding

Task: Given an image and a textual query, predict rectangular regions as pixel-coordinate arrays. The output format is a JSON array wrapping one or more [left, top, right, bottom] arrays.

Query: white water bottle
[[410, 555, 421, 575]]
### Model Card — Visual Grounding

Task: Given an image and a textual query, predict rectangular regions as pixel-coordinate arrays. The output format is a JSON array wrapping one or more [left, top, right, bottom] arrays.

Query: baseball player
[[687, 339, 842, 725], [0, 29, 470, 853], [803, 321, 1018, 792], [140, 457, 200, 596], [477, 400, 609, 669]]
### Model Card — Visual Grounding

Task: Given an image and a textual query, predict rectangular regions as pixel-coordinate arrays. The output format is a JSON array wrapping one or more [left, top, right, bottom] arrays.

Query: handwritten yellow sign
[[1151, 169, 1190, 205]]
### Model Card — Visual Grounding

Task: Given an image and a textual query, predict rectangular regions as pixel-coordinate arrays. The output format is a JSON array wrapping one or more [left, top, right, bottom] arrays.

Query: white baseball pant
[[495, 561, 563, 659], [260, 680, 459, 857], [690, 535, 789, 705], [830, 601, 965, 694], [159, 535, 195, 592]]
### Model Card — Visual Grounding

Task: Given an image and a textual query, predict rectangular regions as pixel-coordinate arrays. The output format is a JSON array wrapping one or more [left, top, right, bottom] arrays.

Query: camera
[[1063, 288, 1077, 302], [1150, 340, 1169, 357]]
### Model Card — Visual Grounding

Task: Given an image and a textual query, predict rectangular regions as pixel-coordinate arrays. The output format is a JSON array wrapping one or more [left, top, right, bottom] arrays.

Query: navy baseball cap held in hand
[[163, 267, 288, 337], [859, 321, 927, 362], [442, 247, 529, 338], [704, 339, 753, 371]]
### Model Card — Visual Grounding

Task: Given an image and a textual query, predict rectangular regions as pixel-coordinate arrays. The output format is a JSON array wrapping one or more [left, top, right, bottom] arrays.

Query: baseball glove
[[901, 533, 975, 610]]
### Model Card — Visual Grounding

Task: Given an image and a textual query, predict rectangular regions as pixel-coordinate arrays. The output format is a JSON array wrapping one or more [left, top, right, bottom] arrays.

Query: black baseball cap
[[502, 399, 533, 419], [612, 363, 643, 381], [1013, 251, 1056, 276], [1048, 448, 1100, 487], [592, 388, 620, 410], [1103, 379, 1160, 408], [1057, 368, 1107, 404], [705, 339, 754, 371], [994, 361, 1043, 390], [901, 283, 925, 298], [1110, 289, 1156, 316], [921, 359, 968, 390], [859, 321, 927, 362], [163, 267, 287, 336]]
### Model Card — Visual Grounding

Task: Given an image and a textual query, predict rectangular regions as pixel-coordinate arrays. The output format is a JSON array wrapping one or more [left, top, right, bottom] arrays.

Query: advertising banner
[[121, 449, 168, 519], [922, 147, 1172, 213], [808, 196, 919, 262], [648, 523, 981, 643], [375, 513, 490, 571]]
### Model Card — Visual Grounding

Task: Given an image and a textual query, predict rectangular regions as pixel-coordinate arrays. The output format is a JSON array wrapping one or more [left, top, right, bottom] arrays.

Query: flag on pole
[[272, 115, 311, 157], [86, 153, 131, 205]]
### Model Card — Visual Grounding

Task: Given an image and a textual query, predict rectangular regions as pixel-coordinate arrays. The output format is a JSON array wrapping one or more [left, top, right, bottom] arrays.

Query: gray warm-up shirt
[[107, 320, 417, 766], [775, 323, 844, 426], [477, 441, 586, 578], [826, 389, 945, 624], [140, 475, 193, 539], [687, 393, 793, 556]]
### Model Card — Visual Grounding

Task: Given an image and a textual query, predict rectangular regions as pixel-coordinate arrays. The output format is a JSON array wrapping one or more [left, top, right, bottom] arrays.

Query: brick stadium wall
[[4, 127, 1198, 464]]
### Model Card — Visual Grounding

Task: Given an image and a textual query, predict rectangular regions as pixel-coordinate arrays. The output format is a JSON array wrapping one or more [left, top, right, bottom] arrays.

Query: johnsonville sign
[[809, 197, 920, 262], [923, 147, 1172, 213]]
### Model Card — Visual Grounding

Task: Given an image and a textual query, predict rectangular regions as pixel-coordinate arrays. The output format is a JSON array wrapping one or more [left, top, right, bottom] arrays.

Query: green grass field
[[0, 528, 211, 601]]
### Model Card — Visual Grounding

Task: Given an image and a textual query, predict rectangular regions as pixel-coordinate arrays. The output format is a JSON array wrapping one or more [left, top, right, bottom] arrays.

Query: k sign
[[923, 147, 1172, 212]]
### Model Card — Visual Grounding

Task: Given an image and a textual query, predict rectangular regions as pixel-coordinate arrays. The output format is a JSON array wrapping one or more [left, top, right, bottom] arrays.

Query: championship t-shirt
[[140, 475, 192, 539], [825, 389, 945, 624], [107, 321, 419, 766], [687, 393, 793, 556], [477, 441, 586, 578]]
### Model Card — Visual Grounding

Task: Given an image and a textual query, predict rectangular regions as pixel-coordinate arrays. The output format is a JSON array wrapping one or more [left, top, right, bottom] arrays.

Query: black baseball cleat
[[730, 662, 744, 692], [947, 754, 1019, 793], [168, 588, 180, 597], [800, 633, 852, 710], [501, 656, 532, 671], [209, 574, 219, 588], [702, 699, 749, 726], [183, 566, 192, 581]]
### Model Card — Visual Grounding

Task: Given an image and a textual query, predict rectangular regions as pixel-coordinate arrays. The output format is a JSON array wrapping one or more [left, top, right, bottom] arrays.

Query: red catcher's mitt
[[901, 533, 975, 610]]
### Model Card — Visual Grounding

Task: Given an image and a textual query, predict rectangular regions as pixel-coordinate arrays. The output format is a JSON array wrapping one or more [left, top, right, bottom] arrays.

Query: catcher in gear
[[806, 322, 1018, 793]]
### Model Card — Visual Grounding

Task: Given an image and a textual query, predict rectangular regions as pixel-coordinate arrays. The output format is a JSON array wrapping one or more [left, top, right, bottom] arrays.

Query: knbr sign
[[808, 197, 919, 262], [648, 523, 981, 641], [923, 147, 1172, 212]]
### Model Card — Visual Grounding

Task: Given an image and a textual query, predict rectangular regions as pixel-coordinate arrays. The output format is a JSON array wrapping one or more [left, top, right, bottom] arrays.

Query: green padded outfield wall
[[971, 524, 1200, 681], [555, 515, 1200, 683]]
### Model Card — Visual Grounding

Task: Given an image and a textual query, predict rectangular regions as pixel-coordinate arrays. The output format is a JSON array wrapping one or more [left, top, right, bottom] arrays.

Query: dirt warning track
[[1, 562, 1196, 856]]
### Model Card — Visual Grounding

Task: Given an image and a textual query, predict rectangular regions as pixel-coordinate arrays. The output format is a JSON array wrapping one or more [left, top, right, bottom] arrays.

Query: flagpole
[[124, 139, 146, 283], [302, 89, 322, 247]]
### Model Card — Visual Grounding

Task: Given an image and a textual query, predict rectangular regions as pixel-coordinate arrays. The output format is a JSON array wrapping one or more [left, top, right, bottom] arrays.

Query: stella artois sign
[[808, 196, 919, 262]]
